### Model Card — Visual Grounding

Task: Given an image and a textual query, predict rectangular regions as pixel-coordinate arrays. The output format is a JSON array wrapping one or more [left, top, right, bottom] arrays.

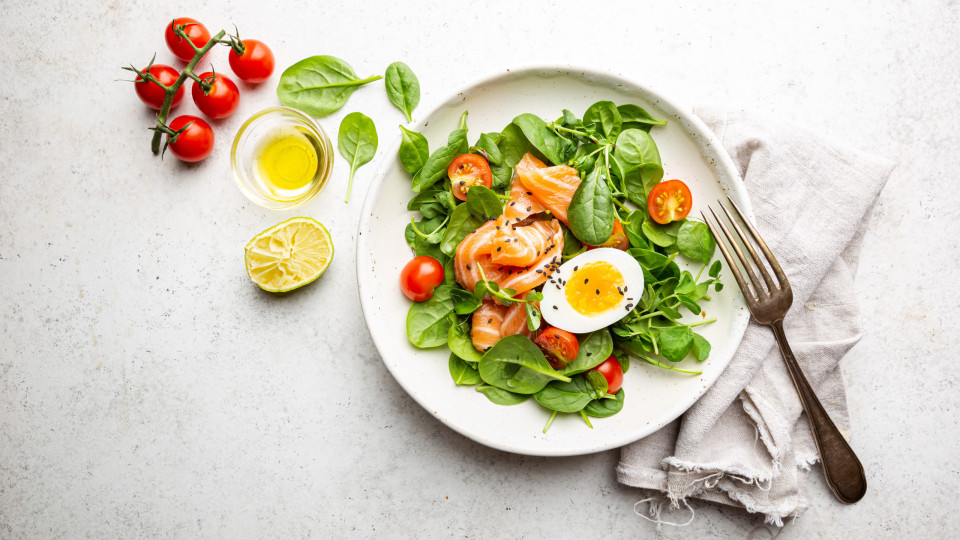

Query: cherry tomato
[[648, 179, 693, 224], [400, 256, 444, 302], [534, 327, 580, 370], [228, 39, 275, 83], [167, 116, 214, 162], [134, 65, 184, 110], [448, 154, 493, 201], [587, 219, 629, 251], [165, 18, 211, 62], [591, 355, 624, 394], [191, 72, 240, 119]]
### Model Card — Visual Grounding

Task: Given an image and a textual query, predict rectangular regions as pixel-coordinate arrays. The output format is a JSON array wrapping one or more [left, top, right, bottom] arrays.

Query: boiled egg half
[[540, 248, 644, 334]]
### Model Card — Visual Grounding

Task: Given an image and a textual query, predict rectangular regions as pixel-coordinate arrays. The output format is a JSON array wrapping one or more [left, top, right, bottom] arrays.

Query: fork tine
[[726, 196, 789, 287], [708, 206, 764, 299], [717, 201, 777, 292], [701, 210, 756, 301]]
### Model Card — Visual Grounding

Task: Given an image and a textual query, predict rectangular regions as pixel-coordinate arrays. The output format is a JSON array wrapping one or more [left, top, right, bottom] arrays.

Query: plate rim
[[356, 65, 752, 456]]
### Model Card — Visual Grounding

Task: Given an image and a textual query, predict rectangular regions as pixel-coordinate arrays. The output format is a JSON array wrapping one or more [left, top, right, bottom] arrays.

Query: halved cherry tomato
[[448, 154, 492, 201], [167, 116, 214, 162], [590, 355, 624, 394], [648, 179, 693, 224], [134, 64, 184, 110], [400, 255, 444, 302], [587, 219, 629, 251], [191, 72, 240, 119], [229, 39, 275, 83], [165, 18, 211, 62], [534, 327, 580, 370]]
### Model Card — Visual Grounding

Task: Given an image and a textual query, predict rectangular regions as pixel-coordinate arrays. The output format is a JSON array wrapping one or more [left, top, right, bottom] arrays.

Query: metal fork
[[703, 198, 867, 504]]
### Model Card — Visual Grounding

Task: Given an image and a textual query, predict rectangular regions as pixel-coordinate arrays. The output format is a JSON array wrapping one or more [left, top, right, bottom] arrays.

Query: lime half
[[244, 217, 334, 292]]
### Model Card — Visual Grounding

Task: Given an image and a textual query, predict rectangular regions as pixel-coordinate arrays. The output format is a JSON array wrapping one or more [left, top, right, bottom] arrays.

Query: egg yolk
[[565, 261, 625, 316]]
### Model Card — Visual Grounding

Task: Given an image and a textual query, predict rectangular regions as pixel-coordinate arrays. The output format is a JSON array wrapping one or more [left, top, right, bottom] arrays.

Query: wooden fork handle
[[770, 320, 867, 504]]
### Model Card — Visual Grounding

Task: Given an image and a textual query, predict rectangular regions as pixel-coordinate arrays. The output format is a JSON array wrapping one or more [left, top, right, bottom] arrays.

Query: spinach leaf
[[465, 185, 503, 219], [567, 166, 615, 245], [676, 220, 716, 262], [490, 164, 513, 190], [439, 203, 484, 256], [512, 113, 565, 165], [613, 129, 663, 201], [584, 388, 625, 418], [617, 104, 666, 126], [584, 370, 608, 399], [568, 142, 600, 172], [451, 288, 482, 315], [476, 385, 530, 405], [413, 127, 468, 192], [658, 325, 694, 362], [641, 218, 682, 248], [534, 376, 594, 413], [561, 223, 583, 259], [406, 286, 454, 348], [583, 101, 623, 139], [384, 62, 420, 122], [478, 335, 570, 394], [404, 221, 446, 260], [276, 55, 383, 116], [448, 319, 483, 365], [473, 133, 503, 166], [691, 333, 711, 361], [398, 125, 429, 175], [559, 329, 613, 375], [449, 353, 481, 386], [498, 123, 530, 168], [338, 112, 378, 203]]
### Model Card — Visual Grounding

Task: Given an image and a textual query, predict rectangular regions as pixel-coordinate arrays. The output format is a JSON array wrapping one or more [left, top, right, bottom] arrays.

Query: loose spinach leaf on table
[[384, 62, 420, 122], [567, 165, 615, 245], [276, 55, 382, 116], [398, 125, 429, 175], [478, 335, 570, 394], [338, 112, 378, 203], [449, 353, 482, 386]]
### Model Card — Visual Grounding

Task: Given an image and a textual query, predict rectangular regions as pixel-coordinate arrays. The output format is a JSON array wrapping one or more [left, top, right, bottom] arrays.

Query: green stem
[[642, 356, 702, 375], [409, 215, 449, 239], [344, 170, 356, 203], [553, 124, 599, 143], [542, 410, 558, 434]]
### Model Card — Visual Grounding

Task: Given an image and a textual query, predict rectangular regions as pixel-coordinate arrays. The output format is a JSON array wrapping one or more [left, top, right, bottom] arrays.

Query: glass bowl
[[231, 107, 334, 210]]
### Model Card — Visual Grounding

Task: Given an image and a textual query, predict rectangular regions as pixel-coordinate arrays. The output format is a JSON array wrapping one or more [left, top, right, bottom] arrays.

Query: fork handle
[[770, 320, 867, 504]]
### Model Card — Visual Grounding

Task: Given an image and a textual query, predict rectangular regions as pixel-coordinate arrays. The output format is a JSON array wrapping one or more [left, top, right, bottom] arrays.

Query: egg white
[[540, 248, 645, 334]]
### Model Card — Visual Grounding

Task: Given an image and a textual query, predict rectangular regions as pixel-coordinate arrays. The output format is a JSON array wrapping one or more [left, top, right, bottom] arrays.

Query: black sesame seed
[[526, 191, 532, 196], [587, 353, 592, 356], [574, 266, 579, 271], [552, 305, 558, 310], [526, 206, 531, 211], [596, 289, 600, 295], [584, 278, 589, 284], [496, 247, 502, 252], [466, 264, 471, 270], [535, 269, 543, 274], [624, 286, 628, 292], [488, 318, 493, 323]]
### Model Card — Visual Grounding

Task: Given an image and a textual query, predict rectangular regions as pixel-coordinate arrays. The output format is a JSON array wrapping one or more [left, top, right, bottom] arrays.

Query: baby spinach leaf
[[384, 62, 420, 122], [512, 113, 565, 165], [560, 329, 613, 375], [561, 223, 583, 258], [617, 104, 666, 126], [439, 203, 484, 256], [451, 288, 482, 315], [534, 376, 594, 413], [641, 218, 682, 248], [490, 164, 513, 190], [399, 125, 429, 175], [448, 319, 483, 365], [478, 335, 570, 394], [627, 248, 672, 271], [404, 219, 446, 260], [465, 185, 503, 219], [524, 302, 541, 332], [658, 325, 694, 362], [584, 370, 608, 399], [583, 101, 623, 139], [406, 286, 454, 348], [613, 129, 664, 201], [498, 123, 530, 168], [473, 133, 503, 166], [276, 55, 383, 116], [338, 112, 378, 203], [676, 220, 716, 262], [413, 127, 468, 192], [709, 260, 723, 278], [567, 166, 615, 245], [584, 388, 625, 418], [476, 385, 530, 405], [691, 333, 711, 361], [449, 353, 482, 386], [568, 142, 600, 172]]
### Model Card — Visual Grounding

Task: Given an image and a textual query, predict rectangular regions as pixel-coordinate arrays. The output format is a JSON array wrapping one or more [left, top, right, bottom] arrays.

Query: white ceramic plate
[[357, 67, 751, 456]]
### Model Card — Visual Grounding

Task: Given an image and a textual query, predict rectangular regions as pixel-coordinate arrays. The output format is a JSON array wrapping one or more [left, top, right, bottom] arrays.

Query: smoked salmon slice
[[500, 292, 541, 339], [454, 218, 564, 295], [490, 216, 555, 267], [503, 174, 546, 221], [471, 299, 506, 351], [515, 153, 581, 225]]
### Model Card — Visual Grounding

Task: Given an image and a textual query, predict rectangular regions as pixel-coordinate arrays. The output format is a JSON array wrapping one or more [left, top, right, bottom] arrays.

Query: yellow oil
[[255, 127, 321, 194]]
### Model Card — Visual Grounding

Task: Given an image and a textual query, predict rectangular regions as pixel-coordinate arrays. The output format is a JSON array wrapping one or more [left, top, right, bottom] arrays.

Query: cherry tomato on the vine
[[400, 256, 444, 302], [166, 116, 214, 163], [448, 154, 493, 201], [228, 39, 275, 83], [534, 327, 580, 370], [590, 355, 624, 394], [191, 72, 240, 119], [165, 18, 211, 62], [648, 179, 693, 224], [134, 64, 184, 110]]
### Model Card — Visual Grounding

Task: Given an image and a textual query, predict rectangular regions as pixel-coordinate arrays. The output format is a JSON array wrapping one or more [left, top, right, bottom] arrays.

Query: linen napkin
[[616, 108, 895, 526]]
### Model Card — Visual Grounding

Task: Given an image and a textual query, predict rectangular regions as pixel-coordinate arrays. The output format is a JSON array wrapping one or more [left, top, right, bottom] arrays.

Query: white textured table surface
[[2, 1, 958, 538]]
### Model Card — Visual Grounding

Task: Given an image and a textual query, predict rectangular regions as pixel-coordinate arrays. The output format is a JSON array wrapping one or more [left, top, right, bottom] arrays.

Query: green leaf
[[613, 129, 664, 202], [583, 101, 623, 139], [524, 302, 541, 332], [384, 62, 420, 122], [534, 376, 595, 413], [559, 329, 613, 375], [276, 55, 383, 116], [398, 125, 429, 175], [405, 286, 454, 348], [676, 294, 702, 315], [512, 113, 565, 165], [691, 333, 711, 361], [659, 325, 694, 362], [338, 112, 378, 203], [413, 127, 468, 192], [584, 370, 608, 399], [476, 385, 530, 405], [451, 288, 482, 315], [617, 104, 666, 126], [709, 260, 722, 278], [440, 203, 484, 256], [568, 142, 600, 172], [676, 220, 716, 262], [474, 133, 503, 166], [567, 166, 615, 245], [642, 218, 682, 248], [448, 319, 483, 365], [449, 353, 482, 385], [583, 388, 625, 418], [478, 335, 570, 394], [464, 185, 503, 219], [498, 123, 530, 168], [491, 163, 513, 190]]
